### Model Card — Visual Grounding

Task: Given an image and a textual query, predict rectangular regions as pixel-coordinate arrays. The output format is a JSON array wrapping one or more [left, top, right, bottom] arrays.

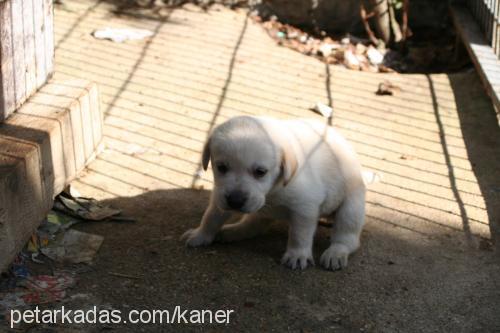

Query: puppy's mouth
[[217, 201, 263, 214]]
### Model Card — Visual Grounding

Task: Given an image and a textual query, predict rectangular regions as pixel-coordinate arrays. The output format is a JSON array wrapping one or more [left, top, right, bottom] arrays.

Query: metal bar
[[464, 0, 500, 57]]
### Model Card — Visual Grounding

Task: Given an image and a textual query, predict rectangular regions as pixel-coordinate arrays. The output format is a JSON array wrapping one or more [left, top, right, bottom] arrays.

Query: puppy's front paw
[[181, 228, 214, 247], [281, 248, 314, 270], [320, 243, 349, 270]]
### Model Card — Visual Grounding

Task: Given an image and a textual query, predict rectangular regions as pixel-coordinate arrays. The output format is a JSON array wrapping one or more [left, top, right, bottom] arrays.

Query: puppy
[[182, 116, 366, 270]]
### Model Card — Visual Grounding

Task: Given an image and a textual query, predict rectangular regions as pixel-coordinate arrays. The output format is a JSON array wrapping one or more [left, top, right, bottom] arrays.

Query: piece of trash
[[319, 43, 336, 57], [31, 253, 45, 264], [10, 256, 29, 279], [0, 273, 75, 312], [367, 46, 384, 65], [311, 102, 333, 118], [92, 27, 153, 43], [376, 81, 400, 96], [362, 170, 383, 185], [125, 143, 149, 155], [399, 154, 415, 160], [108, 272, 141, 280], [192, 170, 206, 190], [54, 192, 124, 222], [344, 49, 360, 70], [63, 184, 81, 198], [41, 229, 104, 264], [276, 31, 286, 39], [355, 43, 367, 55]]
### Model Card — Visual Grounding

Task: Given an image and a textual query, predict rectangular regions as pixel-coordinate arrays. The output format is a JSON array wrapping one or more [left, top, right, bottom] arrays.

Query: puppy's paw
[[320, 243, 349, 271], [281, 248, 314, 270], [181, 228, 214, 247]]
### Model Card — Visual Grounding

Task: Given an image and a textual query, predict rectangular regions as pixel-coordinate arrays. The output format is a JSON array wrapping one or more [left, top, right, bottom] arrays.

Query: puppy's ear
[[202, 137, 211, 171], [281, 143, 298, 186]]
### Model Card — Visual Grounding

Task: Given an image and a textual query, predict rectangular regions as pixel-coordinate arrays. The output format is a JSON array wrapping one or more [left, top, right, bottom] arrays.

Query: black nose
[[226, 191, 247, 210]]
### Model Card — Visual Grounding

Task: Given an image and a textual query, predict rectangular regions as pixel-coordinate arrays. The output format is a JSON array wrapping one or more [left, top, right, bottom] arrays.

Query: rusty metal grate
[[466, 0, 500, 57]]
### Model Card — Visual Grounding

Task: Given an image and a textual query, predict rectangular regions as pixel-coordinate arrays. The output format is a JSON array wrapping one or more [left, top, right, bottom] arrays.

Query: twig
[[360, 3, 379, 45], [108, 272, 141, 279], [402, 0, 410, 41]]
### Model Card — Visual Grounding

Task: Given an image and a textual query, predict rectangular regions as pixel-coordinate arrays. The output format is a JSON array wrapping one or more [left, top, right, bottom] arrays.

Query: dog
[[181, 116, 366, 270]]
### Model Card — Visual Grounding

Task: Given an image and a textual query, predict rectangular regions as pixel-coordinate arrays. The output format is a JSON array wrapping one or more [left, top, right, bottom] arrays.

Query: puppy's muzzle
[[225, 190, 248, 210]]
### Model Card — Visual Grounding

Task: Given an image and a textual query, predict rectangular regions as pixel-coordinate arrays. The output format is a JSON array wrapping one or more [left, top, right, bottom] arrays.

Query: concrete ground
[[49, 0, 500, 331]]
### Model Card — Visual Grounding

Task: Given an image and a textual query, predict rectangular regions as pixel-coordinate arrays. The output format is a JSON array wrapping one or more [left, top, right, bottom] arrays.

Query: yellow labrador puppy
[[182, 116, 366, 270]]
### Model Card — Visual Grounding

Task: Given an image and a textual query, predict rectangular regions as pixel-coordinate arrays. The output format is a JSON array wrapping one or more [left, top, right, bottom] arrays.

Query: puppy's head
[[202, 116, 297, 213]]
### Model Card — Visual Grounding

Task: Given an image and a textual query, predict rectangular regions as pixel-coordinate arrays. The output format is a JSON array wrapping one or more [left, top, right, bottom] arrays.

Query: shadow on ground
[[51, 188, 500, 332], [449, 73, 500, 249]]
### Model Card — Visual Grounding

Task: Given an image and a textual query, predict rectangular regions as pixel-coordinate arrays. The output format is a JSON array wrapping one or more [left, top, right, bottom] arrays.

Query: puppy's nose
[[226, 191, 247, 210]]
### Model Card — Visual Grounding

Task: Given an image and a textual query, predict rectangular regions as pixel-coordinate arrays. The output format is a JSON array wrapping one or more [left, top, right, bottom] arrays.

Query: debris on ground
[[24, 187, 132, 265], [0, 272, 76, 325], [256, 15, 389, 73], [0, 254, 76, 315], [54, 191, 131, 222], [311, 102, 333, 118], [376, 80, 401, 96], [40, 230, 104, 264], [92, 27, 154, 42], [252, 11, 466, 74]]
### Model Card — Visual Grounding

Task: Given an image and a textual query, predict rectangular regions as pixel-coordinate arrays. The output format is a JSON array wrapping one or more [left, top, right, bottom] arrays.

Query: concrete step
[[0, 79, 103, 271]]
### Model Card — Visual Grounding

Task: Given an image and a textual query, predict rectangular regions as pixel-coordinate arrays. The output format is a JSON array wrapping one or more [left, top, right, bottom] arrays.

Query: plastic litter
[[54, 192, 128, 222], [311, 102, 333, 118], [344, 49, 360, 70], [0, 273, 76, 311], [319, 43, 336, 57], [41, 229, 104, 264], [367, 46, 384, 65], [92, 27, 154, 43]]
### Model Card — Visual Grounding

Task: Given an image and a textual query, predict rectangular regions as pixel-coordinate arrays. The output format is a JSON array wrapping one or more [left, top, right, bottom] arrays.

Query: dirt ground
[[14, 0, 500, 331]]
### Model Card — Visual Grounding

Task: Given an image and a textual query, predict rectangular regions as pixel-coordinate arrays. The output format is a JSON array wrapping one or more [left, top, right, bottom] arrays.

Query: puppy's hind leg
[[217, 213, 271, 243], [320, 188, 365, 270]]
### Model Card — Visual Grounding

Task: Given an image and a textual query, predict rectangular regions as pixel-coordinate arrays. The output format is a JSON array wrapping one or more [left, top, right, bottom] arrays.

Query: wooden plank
[[0, 0, 16, 119], [451, 4, 500, 114], [10, 0, 26, 108], [44, 0, 54, 78], [0, 79, 103, 272], [23, 0, 37, 98], [0, 0, 55, 122], [33, 0, 47, 88]]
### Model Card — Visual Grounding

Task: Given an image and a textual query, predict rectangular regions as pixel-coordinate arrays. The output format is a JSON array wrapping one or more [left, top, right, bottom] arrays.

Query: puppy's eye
[[216, 163, 229, 175], [253, 167, 267, 178]]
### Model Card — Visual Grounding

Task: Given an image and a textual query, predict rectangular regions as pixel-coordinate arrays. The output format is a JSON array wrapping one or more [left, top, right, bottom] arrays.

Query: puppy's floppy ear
[[202, 137, 211, 171], [281, 142, 298, 186]]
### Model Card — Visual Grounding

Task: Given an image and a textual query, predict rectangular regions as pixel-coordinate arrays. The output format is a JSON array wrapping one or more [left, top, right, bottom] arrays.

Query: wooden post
[[0, 0, 54, 122]]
